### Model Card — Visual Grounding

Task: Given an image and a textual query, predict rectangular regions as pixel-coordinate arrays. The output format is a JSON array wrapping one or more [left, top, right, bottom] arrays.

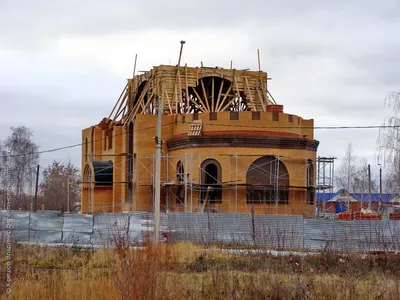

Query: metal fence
[[1, 210, 400, 252]]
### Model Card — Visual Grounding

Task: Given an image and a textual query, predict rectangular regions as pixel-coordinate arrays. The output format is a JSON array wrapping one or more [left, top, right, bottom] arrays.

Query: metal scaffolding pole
[[275, 155, 280, 214], [184, 152, 189, 212], [154, 96, 162, 245], [235, 153, 238, 213]]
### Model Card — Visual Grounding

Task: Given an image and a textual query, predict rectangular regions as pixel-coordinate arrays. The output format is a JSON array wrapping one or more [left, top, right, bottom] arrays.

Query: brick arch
[[246, 156, 289, 204], [176, 160, 184, 182], [183, 76, 248, 114], [200, 158, 222, 204]]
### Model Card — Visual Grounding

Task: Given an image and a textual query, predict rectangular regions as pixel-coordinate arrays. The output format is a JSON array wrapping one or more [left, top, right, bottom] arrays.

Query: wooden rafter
[[216, 84, 233, 112], [108, 82, 128, 127], [164, 89, 173, 114], [124, 78, 151, 124], [142, 89, 155, 114], [211, 77, 215, 112], [106, 65, 273, 128], [256, 88, 266, 112], [200, 78, 211, 112], [185, 64, 189, 114], [192, 86, 209, 113], [244, 75, 257, 112], [187, 94, 206, 113], [215, 79, 224, 112]]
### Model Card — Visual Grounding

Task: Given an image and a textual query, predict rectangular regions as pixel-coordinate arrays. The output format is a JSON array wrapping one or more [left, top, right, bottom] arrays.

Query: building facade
[[81, 65, 319, 216]]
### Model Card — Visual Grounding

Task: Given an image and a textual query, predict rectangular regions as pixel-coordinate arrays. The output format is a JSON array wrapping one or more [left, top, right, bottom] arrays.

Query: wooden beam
[[267, 90, 277, 105], [108, 82, 128, 120], [124, 79, 151, 124], [211, 77, 215, 112], [185, 64, 189, 114], [256, 88, 266, 112], [215, 79, 224, 113], [173, 83, 177, 113], [113, 91, 129, 117], [200, 78, 211, 111], [244, 75, 257, 111], [187, 94, 206, 113], [142, 89, 155, 113], [192, 86, 209, 112], [200, 186, 212, 213], [233, 74, 244, 111], [164, 89, 173, 114], [216, 84, 232, 112]]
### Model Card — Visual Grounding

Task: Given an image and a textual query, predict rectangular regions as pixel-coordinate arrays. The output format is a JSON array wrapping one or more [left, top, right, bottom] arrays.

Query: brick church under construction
[[81, 49, 319, 217]]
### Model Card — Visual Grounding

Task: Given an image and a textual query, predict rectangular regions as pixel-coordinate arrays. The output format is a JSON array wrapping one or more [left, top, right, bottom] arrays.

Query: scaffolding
[[316, 156, 336, 215], [130, 153, 320, 216], [81, 47, 320, 217]]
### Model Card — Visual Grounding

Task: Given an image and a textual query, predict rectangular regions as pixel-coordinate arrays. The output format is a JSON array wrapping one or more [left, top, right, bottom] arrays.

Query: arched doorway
[[175, 161, 185, 204], [200, 159, 222, 204]]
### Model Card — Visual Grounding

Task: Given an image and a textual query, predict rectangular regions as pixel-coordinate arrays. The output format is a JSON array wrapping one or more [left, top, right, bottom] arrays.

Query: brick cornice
[[167, 132, 319, 151]]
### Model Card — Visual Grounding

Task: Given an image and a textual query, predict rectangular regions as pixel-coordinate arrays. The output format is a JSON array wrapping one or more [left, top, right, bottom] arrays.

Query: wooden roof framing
[[108, 65, 276, 128]]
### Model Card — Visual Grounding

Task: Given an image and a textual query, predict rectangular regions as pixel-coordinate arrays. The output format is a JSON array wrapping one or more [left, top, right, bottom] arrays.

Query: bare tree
[[0, 141, 7, 209], [40, 160, 80, 211], [336, 143, 357, 191], [336, 144, 377, 194], [381, 163, 400, 194], [377, 91, 400, 194], [353, 158, 378, 197], [2, 126, 39, 209]]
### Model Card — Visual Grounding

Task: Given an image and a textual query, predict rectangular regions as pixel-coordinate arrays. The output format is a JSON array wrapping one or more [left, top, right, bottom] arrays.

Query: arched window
[[175, 161, 185, 203], [246, 156, 289, 204], [83, 165, 92, 212], [176, 161, 184, 182], [307, 160, 315, 205], [200, 159, 222, 204], [83, 164, 91, 188], [92, 160, 113, 186]]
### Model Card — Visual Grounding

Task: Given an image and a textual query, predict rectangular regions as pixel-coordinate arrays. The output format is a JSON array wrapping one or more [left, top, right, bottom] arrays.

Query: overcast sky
[[1, 0, 399, 181]]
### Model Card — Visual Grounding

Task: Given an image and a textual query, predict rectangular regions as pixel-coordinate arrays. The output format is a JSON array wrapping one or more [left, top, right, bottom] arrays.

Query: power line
[[0, 120, 394, 158], [0, 122, 174, 158], [202, 123, 392, 130]]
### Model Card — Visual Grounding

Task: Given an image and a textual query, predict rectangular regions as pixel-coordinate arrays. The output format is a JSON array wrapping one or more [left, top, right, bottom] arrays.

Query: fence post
[[28, 212, 31, 242], [60, 212, 64, 244], [302, 216, 305, 250], [251, 205, 256, 245], [126, 213, 131, 243], [90, 213, 94, 245]]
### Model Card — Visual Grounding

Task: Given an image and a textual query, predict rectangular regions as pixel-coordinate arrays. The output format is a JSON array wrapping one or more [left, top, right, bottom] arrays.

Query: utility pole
[[378, 163, 382, 212], [154, 96, 162, 245], [33, 164, 40, 212], [379, 165, 382, 202], [368, 164, 371, 211], [132, 54, 137, 78], [67, 175, 70, 213], [178, 40, 185, 66], [275, 155, 280, 215]]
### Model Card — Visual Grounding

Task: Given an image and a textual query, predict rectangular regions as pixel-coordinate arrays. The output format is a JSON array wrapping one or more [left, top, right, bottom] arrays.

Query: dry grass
[[1, 241, 400, 299]]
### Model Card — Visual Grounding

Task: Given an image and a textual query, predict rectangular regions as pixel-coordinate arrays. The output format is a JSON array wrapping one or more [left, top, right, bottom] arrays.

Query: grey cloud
[[1, 0, 399, 170], [1, 0, 399, 49]]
